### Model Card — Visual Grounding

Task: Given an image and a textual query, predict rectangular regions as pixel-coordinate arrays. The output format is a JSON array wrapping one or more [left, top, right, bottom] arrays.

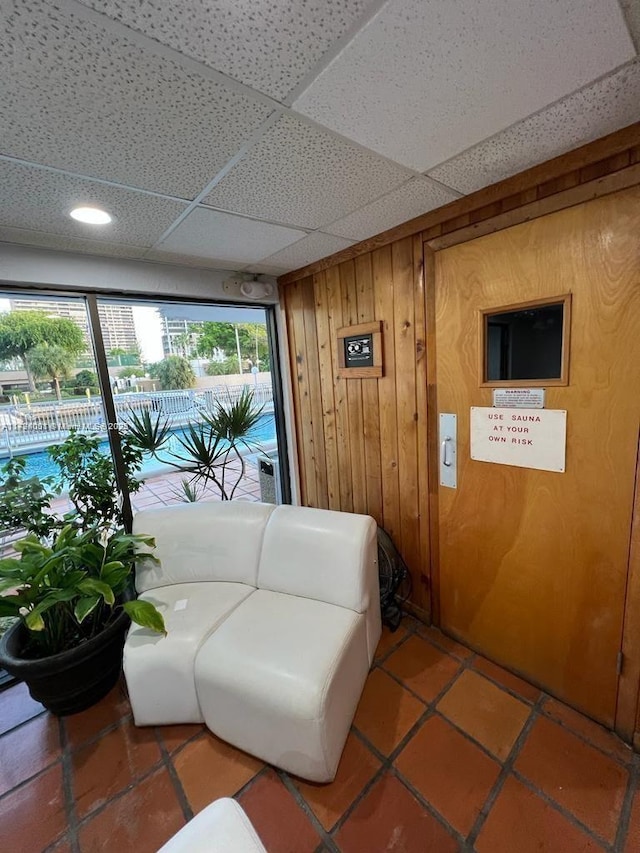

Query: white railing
[[0, 383, 274, 455]]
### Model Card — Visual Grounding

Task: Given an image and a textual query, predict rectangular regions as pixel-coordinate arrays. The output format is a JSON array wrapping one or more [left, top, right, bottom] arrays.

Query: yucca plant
[[126, 387, 264, 501]]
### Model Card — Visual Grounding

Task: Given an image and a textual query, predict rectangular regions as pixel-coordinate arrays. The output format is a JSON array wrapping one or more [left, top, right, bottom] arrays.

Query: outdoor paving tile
[[473, 656, 541, 703], [72, 717, 162, 819], [0, 681, 45, 736], [514, 716, 628, 843], [172, 731, 263, 814], [0, 712, 61, 796], [383, 634, 461, 704], [437, 669, 531, 760], [0, 763, 67, 853], [335, 772, 458, 853], [542, 697, 633, 765], [77, 766, 185, 853], [395, 714, 501, 836], [475, 775, 605, 852], [353, 669, 424, 756], [238, 769, 320, 853], [64, 682, 131, 750], [293, 731, 381, 831]]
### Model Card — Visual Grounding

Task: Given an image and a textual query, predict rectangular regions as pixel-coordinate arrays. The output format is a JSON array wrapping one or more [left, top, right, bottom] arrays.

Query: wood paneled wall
[[283, 236, 432, 614], [280, 123, 640, 622]]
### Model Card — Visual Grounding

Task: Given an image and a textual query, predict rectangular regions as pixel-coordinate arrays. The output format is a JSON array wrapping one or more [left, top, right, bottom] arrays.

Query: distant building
[[8, 299, 138, 353], [160, 314, 202, 358]]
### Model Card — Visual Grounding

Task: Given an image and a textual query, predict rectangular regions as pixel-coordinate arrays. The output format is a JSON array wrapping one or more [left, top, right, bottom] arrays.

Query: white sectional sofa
[[124, 501, 381, 783]]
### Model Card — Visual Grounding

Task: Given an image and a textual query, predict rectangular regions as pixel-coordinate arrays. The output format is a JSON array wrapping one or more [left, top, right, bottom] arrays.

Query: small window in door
[[480, 295, 571, 386]]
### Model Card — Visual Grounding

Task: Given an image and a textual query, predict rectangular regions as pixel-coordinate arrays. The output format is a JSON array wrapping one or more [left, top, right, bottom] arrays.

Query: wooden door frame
[[423, 167, 640, 741]]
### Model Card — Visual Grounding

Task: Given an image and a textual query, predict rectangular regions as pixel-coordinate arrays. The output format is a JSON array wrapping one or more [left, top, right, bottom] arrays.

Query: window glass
[[484, 301, 565, 382]]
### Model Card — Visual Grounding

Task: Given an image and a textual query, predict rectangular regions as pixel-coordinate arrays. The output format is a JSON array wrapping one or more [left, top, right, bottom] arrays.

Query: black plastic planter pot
[[0, 609, 130, 716]]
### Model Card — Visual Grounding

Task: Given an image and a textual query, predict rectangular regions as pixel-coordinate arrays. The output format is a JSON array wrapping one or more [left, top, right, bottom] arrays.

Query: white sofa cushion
[[157, 798, 266, 853], [124, 582, 255, 725], [194, 588, 370, 782], [257, 505, 377, 613], [133, 502, 275, 593]]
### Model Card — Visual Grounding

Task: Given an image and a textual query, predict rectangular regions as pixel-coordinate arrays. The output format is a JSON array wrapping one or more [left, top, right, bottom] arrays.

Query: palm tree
[[27, 344, 75, 401]]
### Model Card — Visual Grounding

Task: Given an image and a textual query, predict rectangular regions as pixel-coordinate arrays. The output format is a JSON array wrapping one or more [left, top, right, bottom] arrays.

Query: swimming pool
[[9, 413, 277, 483]]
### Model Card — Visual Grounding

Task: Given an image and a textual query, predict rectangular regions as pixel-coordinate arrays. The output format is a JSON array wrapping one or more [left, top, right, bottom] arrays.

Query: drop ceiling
[[0, 0, 638, 277]]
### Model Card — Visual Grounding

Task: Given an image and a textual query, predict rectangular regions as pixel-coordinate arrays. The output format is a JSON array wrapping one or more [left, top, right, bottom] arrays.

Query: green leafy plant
[[127, 387, 264, 501], [0, 457, 59, 539], [0, 525, 165, 657], [48, 431, 143, 529]]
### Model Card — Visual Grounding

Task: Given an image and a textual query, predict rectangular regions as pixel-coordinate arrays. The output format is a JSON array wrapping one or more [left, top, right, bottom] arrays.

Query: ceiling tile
[[259, 232, 355, 272], [143, 249, 239, 270], [75, 0, 375, 101], [619, 0, 640, 51], [0, 160, 187, 246], [427, 62, 640, 194], [325, 177, 460, 242], [205, 115, 412, 230], [293, 0, 635, 172], [0, 228, 147, 260], [155, 207, 307, 265], [0, 0, 272, 197]]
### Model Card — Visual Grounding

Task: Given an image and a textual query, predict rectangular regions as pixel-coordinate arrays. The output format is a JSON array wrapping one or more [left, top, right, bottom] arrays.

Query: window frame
[[478, 293, 572, 388]]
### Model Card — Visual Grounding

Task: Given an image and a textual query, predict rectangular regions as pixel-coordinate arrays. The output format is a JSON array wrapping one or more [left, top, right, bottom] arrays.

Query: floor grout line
[[615, 760, 639, 851], [59, 716, 81, 853], [153, 727, 194, 824], [511, 767, 617, 851], [278, 769, 339, 852], [465, 695, 543, 848]]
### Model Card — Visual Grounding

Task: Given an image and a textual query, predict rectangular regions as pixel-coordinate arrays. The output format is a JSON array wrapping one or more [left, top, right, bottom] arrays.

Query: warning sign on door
[[470, 407, 566, 472]]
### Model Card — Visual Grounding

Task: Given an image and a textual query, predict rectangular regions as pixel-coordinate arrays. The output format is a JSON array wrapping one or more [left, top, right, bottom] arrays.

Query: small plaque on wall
[[337, 321, 383, 378]]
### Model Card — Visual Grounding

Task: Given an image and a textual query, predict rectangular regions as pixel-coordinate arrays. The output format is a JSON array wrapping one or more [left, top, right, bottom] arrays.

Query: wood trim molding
[[427, 165, 640, 252], [616, 426, 640, 742], [336, 320, 383, 378], [278, 121, 640, 286], [477, 294, 572, 388]]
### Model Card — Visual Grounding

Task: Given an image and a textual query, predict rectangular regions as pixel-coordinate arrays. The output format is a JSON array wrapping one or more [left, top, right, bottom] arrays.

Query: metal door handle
[[441, 437, 452, 467]]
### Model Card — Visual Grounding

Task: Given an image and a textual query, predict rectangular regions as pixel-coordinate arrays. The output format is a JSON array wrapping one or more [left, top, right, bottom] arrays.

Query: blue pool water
[[12, 413, 276, 483]]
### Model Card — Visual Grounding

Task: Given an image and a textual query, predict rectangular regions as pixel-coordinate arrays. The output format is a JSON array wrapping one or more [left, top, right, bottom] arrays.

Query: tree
[[149, 356, 195, 390], [196, 322, 269, 369], [0, 311, 85, 391], [109, 347, 126, 366], [27, 344, 76, 401], [174, 332, 193, 358]]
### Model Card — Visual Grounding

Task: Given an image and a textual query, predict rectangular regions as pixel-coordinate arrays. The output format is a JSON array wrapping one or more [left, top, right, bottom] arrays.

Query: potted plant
[[0, 433, 164, 714], [0, 524, 165, 714]]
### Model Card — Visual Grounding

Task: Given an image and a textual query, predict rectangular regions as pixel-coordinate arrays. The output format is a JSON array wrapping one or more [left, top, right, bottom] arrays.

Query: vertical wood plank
[[312, 271, 341, 510], [300, 276, 329, 509], [340, 260, 367, 515], [392, 238, 421, 594], [424, 244, 441, 625], [284, 281, 312, 506], [373, 245, 400, 542], [413, 233, 431, 615], [326, 265, 353, 512], [355, 253, 383, 525]]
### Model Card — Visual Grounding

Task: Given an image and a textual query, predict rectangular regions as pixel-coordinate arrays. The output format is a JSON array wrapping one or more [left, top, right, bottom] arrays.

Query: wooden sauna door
[[433, 187, 640, 724]]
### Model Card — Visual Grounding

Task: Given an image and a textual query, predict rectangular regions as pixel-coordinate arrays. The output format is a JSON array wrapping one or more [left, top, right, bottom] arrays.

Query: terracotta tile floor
[[1, 617, 639, 853]]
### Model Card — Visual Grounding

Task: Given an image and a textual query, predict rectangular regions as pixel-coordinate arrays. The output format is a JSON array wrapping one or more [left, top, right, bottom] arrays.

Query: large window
[[0, 290, 288, 538]]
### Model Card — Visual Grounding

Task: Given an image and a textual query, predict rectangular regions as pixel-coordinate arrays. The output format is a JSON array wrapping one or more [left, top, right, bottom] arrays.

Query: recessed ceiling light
[[70, 206, 112, 225]]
